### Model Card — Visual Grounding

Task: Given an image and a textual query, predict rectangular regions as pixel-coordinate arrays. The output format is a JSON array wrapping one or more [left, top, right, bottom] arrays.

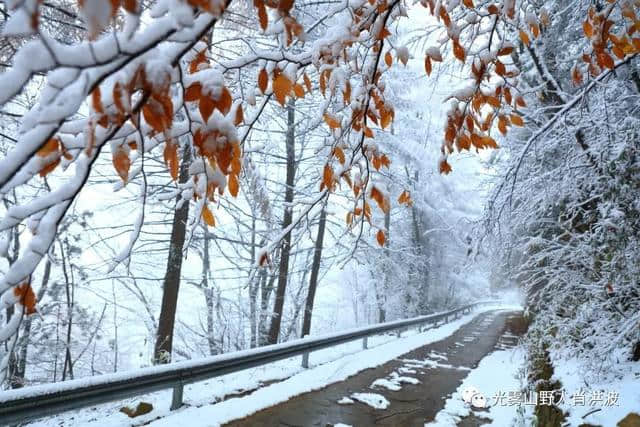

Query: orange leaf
[[482, 136, 499, 148], [519, 30, 530, 45], [462, 0, 473, 7], [142, 95, 172, 133], [184, 83, 202, 102], [333, 146, 345, 164], [13, 282, 37, 315], [425, 56, 432, 76], [372, 155, 381, 170], [319, 69, 329, 96], [323, 164, 333, 189], [92, 87, 104, 114], [370, 186, 388, 212], [214, 87, 232, 115], [343, 81, 351, 105], [199, 94, 215, 122], [37, 138, 60, 157], [572, 65, 583, 86], [272, 74, 292, 106], [39, 158, 60, 177], [516, 96, 527, 107], [293, 83, 305, 98], [398, 190, 409, 204], [163, 142, 179, 181], [123, 0, 137, 13], [323, 113, 341, 129], [303, 73, 312, 92], [583, 20, 593, 38], [377, 27, 391, 40], [189, 50, 207, 74], [258, 4, 268, 30], [504, 87, 512, 105], [498, 116, 508, 135], [498, 46, 514, 56], [510, 114, 524, 126], [234, 104, 244, 125], [202, 204, 216, 227], [384, 51, 392, 67], [228, 173, 239, 197], [258, 68, 269, 94], [364, 126, 374, 138], [380, 108, 393, 129], [612, 45, 625, 60], [259, 252, 269, 266], [439, 158, 452, 174], [599, 52, 614, 69], [113, 82, 126, 114], [453, 40, 466, 62], [376, 229, 386, 246], [486, 96, 501, 108], [379, 154, 390, 168], [113, 147, 130, 183]]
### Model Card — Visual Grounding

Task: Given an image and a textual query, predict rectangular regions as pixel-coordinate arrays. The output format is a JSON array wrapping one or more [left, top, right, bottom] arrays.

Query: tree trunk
[[258, 270, 274, 345], [201, 230, 218, 356], [249, 218, 259, 348], [301, 204, 327, 338], [376, 208, 391, 323], [266, 103, 296, 344], [154, 145, 192, 364]]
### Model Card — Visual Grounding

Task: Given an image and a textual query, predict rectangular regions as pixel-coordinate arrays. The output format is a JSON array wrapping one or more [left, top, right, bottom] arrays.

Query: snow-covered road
[[26, 304, 523, 426]]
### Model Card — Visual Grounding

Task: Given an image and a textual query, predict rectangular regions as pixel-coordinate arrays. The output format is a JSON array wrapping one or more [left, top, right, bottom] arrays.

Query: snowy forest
[[0, 0, 639, 425]]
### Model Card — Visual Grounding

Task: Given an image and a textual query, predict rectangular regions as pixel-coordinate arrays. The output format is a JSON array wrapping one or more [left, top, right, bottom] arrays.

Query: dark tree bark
[[201, 230, 219, 356], [301, 203, 327, 338], [266, 103, 296, 344], [258, 270, 275, 345], [154, 145, 192, 364]]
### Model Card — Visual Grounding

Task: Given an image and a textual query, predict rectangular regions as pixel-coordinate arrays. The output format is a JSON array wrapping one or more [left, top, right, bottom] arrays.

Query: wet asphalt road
[[225, 310, 526, 427]]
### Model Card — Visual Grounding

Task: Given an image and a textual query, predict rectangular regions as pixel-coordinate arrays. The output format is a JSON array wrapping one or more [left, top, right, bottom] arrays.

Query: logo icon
[[462, 386, 488, 408]]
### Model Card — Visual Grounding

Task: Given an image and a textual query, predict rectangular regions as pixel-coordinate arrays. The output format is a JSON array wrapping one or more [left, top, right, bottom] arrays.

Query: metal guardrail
[[0, 300, 497, 425]]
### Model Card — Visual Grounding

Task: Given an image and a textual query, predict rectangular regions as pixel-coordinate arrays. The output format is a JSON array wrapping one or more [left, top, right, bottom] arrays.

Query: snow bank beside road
[[426, 346, 526, 426]]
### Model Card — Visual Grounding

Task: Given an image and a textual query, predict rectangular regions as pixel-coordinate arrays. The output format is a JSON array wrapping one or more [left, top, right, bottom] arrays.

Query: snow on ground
[[549, 351, 640, 426], [370, 371, 420, 391], [426, 346, 526, 426], [401, 357, 471, 371], [337, 397, 354, 404], [371, 378, 402, 391], [350, 393, 390, 410]]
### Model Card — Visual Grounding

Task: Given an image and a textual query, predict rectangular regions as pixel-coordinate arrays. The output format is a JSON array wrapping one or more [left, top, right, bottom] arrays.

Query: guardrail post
[[362, 336, 368, 349], [301, 352, 309, 368], [171, 383, 184, 410]]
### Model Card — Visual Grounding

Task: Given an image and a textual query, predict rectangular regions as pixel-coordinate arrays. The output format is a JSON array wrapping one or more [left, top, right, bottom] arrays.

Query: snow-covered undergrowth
[[548, 350, 640, 426], [26, 304, 517, 426], [426, 346, 525, 426]]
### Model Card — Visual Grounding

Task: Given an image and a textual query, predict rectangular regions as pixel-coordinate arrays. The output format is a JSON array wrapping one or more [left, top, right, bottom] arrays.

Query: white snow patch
[[351, 393, 390, 410], [426, 347, 525, 426], [551, 354, 640, 427], [371, 378, 402, 391]]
